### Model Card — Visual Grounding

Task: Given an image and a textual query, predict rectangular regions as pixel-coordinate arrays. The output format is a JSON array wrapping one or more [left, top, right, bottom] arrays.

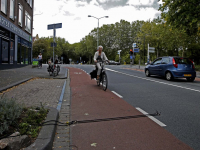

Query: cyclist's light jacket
[[94, 51, 108, 62]]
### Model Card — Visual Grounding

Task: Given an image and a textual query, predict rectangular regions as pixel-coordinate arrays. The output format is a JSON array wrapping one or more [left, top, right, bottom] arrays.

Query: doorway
[[1, 40, 9, 63]]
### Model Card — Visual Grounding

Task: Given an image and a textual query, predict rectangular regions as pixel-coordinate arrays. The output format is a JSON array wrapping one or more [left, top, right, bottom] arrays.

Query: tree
[[159, 0, 200, 36]]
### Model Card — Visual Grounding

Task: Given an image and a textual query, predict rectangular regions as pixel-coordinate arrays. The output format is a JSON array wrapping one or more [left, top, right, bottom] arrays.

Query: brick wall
[[0, 0, 34, 36]]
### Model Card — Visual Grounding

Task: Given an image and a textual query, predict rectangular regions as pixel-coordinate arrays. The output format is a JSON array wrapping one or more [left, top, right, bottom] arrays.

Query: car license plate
[[184, 74, 192, 77]]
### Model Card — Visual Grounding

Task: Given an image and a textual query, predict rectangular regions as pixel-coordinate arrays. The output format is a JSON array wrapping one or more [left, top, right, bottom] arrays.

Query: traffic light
[[129, 49, 133, 55]]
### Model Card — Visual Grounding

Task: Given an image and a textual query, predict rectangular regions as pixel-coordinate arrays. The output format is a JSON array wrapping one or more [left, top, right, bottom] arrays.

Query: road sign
[[149, 47, 155, 50], [149, 47, 155, 53], [47, 23, 62, 66], [149, 50, 155, 53], [51, 42, 57, 47], [48, 23, 62, 30], [130, 55, 135, 59], [134, 48, 140, 53], [133, 43, 137, 48]]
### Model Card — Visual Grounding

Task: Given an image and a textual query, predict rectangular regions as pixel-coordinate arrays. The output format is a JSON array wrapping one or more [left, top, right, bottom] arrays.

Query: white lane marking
[[112, 91, 123, 98], [136, 107, 167, 127], [106, 68, 200, 93]]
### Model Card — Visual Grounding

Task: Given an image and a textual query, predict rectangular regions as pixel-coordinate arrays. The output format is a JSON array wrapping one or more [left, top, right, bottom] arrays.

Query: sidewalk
[[68, 67, 192, 150], [0, 68, 70, 149], [0, 64, 67, 89]]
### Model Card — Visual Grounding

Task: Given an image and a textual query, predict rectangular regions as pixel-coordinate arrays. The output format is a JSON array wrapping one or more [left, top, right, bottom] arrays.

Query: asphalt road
[[67, 64, 200, 150]]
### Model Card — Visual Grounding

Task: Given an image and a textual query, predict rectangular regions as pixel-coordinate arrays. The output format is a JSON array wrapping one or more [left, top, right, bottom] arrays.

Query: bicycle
[[47, 60, 60, 77], [96, 60, 108, 91]]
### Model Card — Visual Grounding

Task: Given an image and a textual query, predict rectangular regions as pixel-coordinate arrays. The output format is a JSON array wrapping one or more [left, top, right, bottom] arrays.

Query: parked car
[[145, 56, 196, 82], [107, 60, 120, 65]]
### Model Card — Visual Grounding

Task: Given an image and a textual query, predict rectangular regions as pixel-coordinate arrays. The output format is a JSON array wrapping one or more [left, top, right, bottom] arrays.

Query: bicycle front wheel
[[102, 73, 108, 91]]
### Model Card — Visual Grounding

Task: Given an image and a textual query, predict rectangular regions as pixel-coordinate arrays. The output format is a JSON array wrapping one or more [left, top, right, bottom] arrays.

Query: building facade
[[0, 0, 34, 65]]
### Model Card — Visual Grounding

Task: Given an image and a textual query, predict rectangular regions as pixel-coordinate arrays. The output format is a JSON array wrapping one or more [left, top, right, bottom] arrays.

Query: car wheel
[[166, 72, 173, 81], [145, 69, 150, 77], [186, 77, 195, 82]]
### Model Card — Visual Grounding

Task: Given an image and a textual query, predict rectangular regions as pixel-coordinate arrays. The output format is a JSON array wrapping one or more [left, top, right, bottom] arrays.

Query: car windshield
[[174, 58, 192, 65]]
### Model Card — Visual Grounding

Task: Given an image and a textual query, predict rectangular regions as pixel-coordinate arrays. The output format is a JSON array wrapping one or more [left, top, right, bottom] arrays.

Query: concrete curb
[[25, 107, 59, 150], [51, 69, 68, 79], [0, 77, 33, 93]]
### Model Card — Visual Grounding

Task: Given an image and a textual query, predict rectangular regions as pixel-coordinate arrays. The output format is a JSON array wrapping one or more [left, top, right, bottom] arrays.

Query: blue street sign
[[48, 24, 54, 30], [134, 48, 140, 53], [130, 55, 135, 59], [133, 43, 137, 48], [48, 23, 62, 30], [51, 42, 57, 47], [55, 23, 62, 29]]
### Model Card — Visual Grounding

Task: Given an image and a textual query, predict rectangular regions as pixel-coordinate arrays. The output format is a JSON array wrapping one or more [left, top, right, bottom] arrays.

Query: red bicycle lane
[[68, 67, 192, 150]]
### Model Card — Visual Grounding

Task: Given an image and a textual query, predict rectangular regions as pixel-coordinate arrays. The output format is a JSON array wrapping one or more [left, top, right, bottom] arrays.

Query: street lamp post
[[88, 15, 109, 48], [118, 50, 122, 63]]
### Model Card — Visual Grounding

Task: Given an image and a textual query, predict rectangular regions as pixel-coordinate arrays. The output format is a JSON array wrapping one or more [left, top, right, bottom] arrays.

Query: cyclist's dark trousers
[[96, 62, 103, 75], [39, 59, 42, 67]]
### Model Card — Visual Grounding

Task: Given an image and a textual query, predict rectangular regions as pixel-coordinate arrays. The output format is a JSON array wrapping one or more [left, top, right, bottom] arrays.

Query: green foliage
[[0, 97, 48, 139], [195, 65, 200, 71], [159, 0, 200, 36], [0, 97, 22, 135], [34, 18, 200, 65], [19, 103, 48, 138]]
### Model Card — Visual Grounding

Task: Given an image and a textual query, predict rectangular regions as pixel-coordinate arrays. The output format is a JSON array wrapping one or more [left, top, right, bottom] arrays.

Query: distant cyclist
[[37, 53, 42, 68], [94, 46, 109, 80]]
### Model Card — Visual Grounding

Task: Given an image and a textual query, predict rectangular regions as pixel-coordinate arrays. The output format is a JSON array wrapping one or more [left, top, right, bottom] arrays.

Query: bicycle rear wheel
[[102, 73, 108, 91]]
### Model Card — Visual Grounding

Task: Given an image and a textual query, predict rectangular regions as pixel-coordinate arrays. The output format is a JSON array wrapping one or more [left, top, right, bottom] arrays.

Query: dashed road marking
[[112, 91, 123, 98], [136, 107, 167, 127], [106, 68, 200, 93]]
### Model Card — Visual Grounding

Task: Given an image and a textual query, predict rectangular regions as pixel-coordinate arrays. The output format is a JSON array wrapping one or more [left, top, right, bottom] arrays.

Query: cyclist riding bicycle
[[94, 46, 109, 80]]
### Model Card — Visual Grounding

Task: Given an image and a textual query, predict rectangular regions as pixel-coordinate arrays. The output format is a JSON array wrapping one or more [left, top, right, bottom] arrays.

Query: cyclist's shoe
[[97, 75, 100, 80]]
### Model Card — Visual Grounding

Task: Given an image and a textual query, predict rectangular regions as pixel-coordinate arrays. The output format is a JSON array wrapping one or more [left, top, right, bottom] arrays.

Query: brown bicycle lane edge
[[67, 67, 192, 150]]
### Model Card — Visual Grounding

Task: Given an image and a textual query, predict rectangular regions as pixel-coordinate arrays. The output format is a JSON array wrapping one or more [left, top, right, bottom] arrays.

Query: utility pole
[[144, 36, 145, 64]]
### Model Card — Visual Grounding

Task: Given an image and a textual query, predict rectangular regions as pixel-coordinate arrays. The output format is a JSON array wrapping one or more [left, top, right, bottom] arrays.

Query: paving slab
[[1, 78, 65, 108], [0, 64, 67, 89]]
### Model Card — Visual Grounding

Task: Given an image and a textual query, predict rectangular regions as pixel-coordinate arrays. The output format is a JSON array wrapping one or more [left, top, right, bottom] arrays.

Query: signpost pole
[[119, 52, 120, 63], [139, 57, 141, 69], [53, 28, 55, 64], [147, 44, 149, 63], [48, 23, 62, 64], [132, 49, 134, 66]]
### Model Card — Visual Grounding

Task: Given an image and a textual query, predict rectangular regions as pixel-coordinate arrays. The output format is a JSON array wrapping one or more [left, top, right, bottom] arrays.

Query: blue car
[[145, 56, 196, 82]]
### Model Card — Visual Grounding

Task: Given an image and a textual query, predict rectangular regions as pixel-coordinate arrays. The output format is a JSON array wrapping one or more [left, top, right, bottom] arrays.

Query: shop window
[[18, 4, 23, 27], [25, 11, 31, 33], [0, 26, 10, 39], [10, 0, 15, 20], [1, 0, 7, 14]]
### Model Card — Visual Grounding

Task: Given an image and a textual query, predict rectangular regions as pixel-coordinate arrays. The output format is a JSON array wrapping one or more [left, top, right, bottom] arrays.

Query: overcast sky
[[33, 0, 163, 44]]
